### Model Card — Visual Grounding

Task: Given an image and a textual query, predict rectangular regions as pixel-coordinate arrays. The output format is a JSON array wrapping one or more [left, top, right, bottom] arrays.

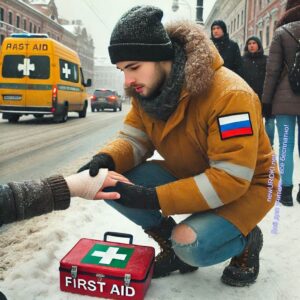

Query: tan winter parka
[[100, 21, 279, 236]]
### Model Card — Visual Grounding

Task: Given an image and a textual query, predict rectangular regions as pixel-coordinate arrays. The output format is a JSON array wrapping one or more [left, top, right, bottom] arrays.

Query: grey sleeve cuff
[[44, 175, 71, 210]]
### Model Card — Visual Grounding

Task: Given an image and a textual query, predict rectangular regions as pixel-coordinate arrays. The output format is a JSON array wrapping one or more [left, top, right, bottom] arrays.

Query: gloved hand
[[77, 153, 115, 177], [262, 103, 273, 119], [114, 182, 160, 210]]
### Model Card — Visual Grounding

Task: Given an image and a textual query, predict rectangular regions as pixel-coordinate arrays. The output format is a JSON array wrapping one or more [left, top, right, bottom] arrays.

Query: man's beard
[[124, 66, 167, 100]]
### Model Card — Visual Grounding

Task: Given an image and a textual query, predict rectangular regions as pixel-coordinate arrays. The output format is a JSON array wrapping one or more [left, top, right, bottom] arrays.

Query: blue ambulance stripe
[[220, 120, 251, 132]]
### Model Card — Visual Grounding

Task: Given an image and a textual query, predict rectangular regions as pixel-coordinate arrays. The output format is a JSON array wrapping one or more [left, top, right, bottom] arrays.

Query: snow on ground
[[0, 131, 300, 300]]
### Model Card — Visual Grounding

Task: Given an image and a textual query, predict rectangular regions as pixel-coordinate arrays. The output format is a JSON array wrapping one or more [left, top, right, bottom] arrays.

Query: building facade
[[0, 0, 94, 82], [205, 0, 247, 51], [205, 0, 287, 54], [247, 0, 286, 53], [93, 64, 124, 97]]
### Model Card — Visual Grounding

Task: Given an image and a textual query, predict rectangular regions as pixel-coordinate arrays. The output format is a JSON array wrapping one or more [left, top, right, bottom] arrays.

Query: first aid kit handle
[[103, 232, 133, 244]]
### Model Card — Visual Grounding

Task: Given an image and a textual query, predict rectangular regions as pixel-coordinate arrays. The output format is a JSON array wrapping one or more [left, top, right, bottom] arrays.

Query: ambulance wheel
[[79, 103, 87, 118], [54, 106, 68, 123], [8, 115, 20, 123]]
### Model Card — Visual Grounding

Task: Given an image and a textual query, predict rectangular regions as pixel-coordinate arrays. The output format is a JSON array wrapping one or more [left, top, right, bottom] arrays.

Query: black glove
[[77, 153, 115, 177], [114, 182, 160, 210], [262, 103, 273, 118]]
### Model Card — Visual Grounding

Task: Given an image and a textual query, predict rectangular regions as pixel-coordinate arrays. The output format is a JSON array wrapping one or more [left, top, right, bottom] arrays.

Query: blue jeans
[[105, 162, 246, 267], [265, 117, 275, 146], [276, 115, 298, 187]]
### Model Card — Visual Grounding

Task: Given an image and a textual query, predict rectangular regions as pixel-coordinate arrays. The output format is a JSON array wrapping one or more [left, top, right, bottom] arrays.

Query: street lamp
[[172, 0, 192, 20], [171, 0, 203, 24]]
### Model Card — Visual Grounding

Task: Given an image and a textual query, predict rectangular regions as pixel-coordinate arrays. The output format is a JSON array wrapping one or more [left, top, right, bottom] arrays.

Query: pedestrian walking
[[211, 20, 242, 76], [241, 36, 275, 147], [262, 0, 300, 206]]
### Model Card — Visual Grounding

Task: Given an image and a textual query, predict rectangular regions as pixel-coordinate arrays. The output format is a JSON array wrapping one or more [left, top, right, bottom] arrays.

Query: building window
[[8, 11, 13, 25], [0, 7, 4, 22], [259, 0, 262, 10], [0, 34, 5, 46], [38, 26, 40, 33], [234, 18, 236, 31], [23, 19, 27, 30], [237, 14, 240, 28], [241, 11, 244, 24], [33, 24, 37, 33], [29, 22, 32, 32], [266, 25, 270, 46], [231, 21, 233, 33], [16, 15, 20, 28]]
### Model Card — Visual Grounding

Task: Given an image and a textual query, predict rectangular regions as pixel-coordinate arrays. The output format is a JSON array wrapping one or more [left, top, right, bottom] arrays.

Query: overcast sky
[[55, 0, 216, 62]]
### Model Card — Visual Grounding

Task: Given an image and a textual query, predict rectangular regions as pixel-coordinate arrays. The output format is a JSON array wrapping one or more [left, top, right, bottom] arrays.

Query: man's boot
[[145, 217, 198, 278], [280, 185, 293, 206], [221, 226, 263, 287], [296, 184, 300, 204]]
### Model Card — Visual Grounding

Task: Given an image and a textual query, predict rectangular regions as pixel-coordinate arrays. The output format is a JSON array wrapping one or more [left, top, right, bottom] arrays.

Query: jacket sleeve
[[1, 175, 70, 225], [156, 91, 261, 216], [262, 29, 283, 104], [99, 99, 155, 174]]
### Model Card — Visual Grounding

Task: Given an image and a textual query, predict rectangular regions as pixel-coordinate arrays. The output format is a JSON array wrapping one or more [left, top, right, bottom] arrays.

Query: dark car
[[91, 89, 122, 112]]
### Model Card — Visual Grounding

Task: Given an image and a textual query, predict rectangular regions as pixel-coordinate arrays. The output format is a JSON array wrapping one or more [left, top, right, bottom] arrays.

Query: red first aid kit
[[59, 232, 155, 300]]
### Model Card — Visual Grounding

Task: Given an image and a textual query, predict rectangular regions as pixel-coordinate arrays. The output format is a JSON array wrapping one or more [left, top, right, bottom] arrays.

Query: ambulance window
[[59, 59, 79, 83], [2, 55, 26, 78], [28, 56, 50, 79], [2, 55, 49, 79]]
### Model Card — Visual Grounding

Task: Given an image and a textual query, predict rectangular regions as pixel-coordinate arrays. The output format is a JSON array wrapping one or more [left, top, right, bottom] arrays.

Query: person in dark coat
[[262, 0, 300, 206], [211, 20, 242, 76], [241, 36, 275, 147]]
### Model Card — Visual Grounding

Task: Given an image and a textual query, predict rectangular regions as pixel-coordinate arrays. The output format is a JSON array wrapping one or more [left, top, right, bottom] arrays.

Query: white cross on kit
[[62, 63, 71, 78], [91, 247, 127, 264], [17, 58, 35, 76]]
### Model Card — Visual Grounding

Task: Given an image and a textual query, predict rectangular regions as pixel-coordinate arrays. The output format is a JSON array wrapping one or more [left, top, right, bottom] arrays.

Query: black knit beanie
[[211, 20, 228, 35], [108, 5, 174, 64]]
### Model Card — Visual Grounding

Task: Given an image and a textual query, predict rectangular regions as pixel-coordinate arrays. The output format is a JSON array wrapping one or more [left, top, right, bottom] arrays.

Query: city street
[[1, 0, 300, 299], [1, 106, 300, 299], [0, 105, 130, 184]]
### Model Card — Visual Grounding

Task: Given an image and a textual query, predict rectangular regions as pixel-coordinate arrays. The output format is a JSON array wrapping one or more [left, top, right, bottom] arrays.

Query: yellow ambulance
[[0, 33, 91, 123]]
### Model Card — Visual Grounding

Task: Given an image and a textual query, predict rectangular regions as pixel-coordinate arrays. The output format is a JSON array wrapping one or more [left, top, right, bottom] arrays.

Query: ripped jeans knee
[[170, 213, 247, 267]]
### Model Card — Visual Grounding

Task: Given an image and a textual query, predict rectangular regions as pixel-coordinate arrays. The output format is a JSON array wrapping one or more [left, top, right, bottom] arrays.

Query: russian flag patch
[[217, 112, 253, 140]]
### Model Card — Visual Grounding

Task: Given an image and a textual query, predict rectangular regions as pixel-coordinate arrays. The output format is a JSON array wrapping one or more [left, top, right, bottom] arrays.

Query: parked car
[[91, 89, 122, 112]]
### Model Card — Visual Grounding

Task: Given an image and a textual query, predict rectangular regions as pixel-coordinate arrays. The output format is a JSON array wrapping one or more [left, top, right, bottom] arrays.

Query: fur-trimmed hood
[[165, 21, 223, 97]]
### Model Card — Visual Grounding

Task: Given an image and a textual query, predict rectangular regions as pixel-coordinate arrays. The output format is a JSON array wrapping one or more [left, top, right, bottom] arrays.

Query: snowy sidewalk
[[0, 131, 300, 300]]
